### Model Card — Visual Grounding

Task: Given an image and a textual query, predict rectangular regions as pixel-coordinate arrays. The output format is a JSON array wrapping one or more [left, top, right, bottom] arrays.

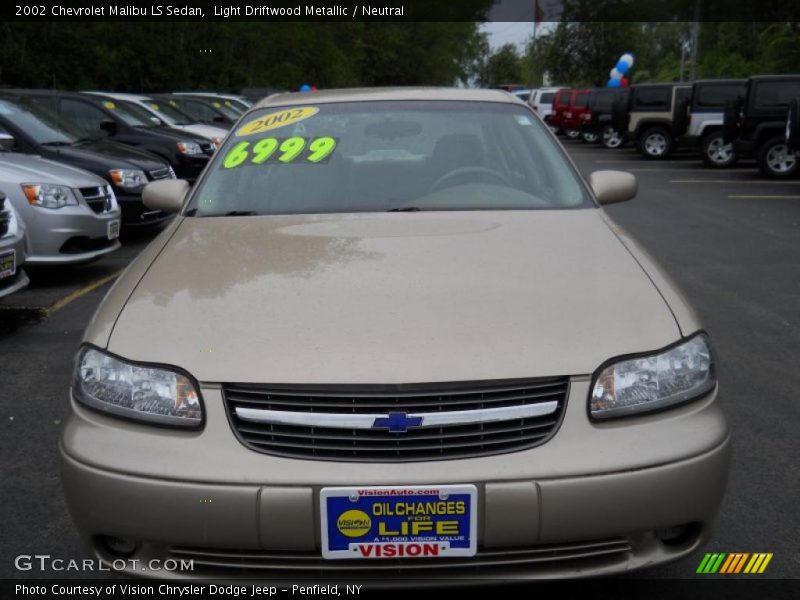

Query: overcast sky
[[482, 22, 558, 50]]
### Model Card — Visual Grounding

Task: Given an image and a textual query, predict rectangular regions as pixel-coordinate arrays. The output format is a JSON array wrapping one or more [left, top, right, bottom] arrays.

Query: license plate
[[320, 484, 477, 560], [107, 220, 120, 240], [0, 250, 15, 280]]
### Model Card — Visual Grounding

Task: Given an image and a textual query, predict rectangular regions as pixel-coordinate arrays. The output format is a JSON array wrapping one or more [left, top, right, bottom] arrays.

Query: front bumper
[[116, 193, 174, 228], [173, 154, 209, 182], [60, 379, 730, 579], [0, 268, 29, 299], [22, 205, 121, 265]]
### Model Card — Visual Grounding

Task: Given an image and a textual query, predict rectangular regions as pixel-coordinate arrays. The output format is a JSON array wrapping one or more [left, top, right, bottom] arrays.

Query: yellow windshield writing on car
[[103, 101, 116, 109], [236, 107, 319, 136], [222, 136, 337, 168]]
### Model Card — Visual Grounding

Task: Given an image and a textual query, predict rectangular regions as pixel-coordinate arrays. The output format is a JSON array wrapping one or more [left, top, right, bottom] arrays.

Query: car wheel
[[581, 131, 600, 143], [565, 129, 581, 140], [758, 136, 798, 178], [639, 127, 673, 159], [702, 132, 737, 168], [602, 127, 624, 149]]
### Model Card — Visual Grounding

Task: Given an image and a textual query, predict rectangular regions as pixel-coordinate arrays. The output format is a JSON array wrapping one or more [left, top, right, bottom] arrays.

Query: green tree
[[480, 43, 524, 87]]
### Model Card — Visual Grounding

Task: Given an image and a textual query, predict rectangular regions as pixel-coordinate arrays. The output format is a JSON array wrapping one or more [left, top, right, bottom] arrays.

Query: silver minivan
[[0, 149, 121, 264], [0, 193, 29, 298]]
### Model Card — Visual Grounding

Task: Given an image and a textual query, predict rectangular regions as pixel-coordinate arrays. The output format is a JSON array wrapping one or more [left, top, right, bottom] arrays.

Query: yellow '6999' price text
[[222, 137, 337, 168]]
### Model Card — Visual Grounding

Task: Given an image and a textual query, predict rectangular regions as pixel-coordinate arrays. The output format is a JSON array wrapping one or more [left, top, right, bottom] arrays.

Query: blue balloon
[[616, 60, 629, 75], [608, 78, 621, 88], [299, 84, 311, 93]]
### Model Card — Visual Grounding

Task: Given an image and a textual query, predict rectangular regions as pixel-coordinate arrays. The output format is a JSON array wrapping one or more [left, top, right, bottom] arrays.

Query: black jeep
[[724, 75, 800, 178]]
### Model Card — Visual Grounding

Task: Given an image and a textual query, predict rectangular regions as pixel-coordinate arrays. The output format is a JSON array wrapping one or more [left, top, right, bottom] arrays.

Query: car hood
[[0, 153, 108, 187], [55, 140, 167, 172], [140, 125, 208, 143], [107, 210, 681, 383], [180, 123, 228, 139]]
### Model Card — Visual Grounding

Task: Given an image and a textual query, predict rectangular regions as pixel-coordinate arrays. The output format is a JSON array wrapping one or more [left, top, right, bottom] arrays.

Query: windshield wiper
[[387, 206, 421, 212], [40, 141, 72, 147]]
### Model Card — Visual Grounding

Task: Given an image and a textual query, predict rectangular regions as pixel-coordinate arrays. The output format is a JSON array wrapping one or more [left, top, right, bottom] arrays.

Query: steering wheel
[[429, 166, 512, 193]]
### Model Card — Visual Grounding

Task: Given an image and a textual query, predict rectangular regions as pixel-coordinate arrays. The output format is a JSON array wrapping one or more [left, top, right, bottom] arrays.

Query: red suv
[[549, 88, 572, 135], [561, 89, 592, 140]]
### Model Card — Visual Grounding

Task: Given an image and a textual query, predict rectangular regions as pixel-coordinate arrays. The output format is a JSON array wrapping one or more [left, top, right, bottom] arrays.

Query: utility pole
[[689, 1, 700, 81]]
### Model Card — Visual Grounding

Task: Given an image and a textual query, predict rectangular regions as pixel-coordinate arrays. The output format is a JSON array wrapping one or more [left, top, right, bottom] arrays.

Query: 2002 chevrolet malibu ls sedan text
[[61, 88, 729, 580]]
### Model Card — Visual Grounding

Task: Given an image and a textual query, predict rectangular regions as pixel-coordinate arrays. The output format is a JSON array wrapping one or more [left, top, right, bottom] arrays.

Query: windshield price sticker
[[222, 136, 337, 168], [320, 485, 477, 560], [236, 106, 319, 136]]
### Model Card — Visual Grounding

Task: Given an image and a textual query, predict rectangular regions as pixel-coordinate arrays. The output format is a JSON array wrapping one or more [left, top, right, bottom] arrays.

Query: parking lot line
[[594, 159, 698, 164], [727, 194, 800, 199], [626, 168, 753, 172], [45, 270, 123, 315], [670, 179, 800, 185]]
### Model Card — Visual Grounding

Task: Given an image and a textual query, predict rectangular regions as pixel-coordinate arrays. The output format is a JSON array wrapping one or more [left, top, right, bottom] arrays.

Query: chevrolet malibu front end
[[60, 89, 729, 581]]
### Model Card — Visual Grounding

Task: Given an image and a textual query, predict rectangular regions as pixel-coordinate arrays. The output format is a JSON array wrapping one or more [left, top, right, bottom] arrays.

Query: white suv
[[529, 87, 561, 131]]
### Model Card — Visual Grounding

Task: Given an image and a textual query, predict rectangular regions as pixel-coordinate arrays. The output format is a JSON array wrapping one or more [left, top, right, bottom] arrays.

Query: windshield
[[142, 99, 193, 125], [189, 101, 589, 216], [222, 99, 246, 115], [592, 92, 616, 111], [0, 97, 80, 145], [102, 99, 158, 127], [574, 93, 590, 108], [207, 100, 240, 119]]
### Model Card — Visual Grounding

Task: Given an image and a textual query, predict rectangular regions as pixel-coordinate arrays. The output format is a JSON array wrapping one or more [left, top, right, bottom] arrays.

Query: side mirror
[[0, 133, 14, 152], [99, 120, 118, 135], [589, 170, 637, 205], [150, 116, 162, 126], [142, 179, 190, 213]]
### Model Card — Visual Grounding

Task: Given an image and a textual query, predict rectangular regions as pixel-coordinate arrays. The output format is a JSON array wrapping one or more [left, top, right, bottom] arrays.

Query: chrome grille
[[223, 378, 568, 461], [167, 537, 631, 575], [0, 198, 10, 237], [78, 186, 113, 214], [149, 166, 175, 180]]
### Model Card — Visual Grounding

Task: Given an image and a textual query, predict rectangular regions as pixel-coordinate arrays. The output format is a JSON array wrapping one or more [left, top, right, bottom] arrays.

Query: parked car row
[[526, 74, 800, 178], [0, 90, 250, 300]]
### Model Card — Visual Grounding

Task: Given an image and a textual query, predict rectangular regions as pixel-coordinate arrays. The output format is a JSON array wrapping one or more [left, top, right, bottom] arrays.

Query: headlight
[[109, 169, 147, 189], [590, 333, 715, 420], [73, 346, 203, 428], [21, 183, 78, 209], [177, 141, 202, 155], [211, 136, 223, 149]]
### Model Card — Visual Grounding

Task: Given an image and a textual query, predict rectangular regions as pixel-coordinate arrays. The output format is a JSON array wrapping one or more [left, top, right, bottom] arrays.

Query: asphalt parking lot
[[0, 141, 798, 580]]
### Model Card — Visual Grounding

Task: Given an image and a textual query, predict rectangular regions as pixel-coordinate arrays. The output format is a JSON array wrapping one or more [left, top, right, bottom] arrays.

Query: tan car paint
[[102, 210, 681, 384]]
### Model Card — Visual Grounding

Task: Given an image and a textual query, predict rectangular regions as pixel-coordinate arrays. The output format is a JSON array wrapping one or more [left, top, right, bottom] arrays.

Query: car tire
[[702, 131, 737, 168], [638, 127, 673, 159], [565, 129, 581, 140], [602, 127, 624, 149], [581, 131, 600, 143], [757, 136, 798, 178]]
